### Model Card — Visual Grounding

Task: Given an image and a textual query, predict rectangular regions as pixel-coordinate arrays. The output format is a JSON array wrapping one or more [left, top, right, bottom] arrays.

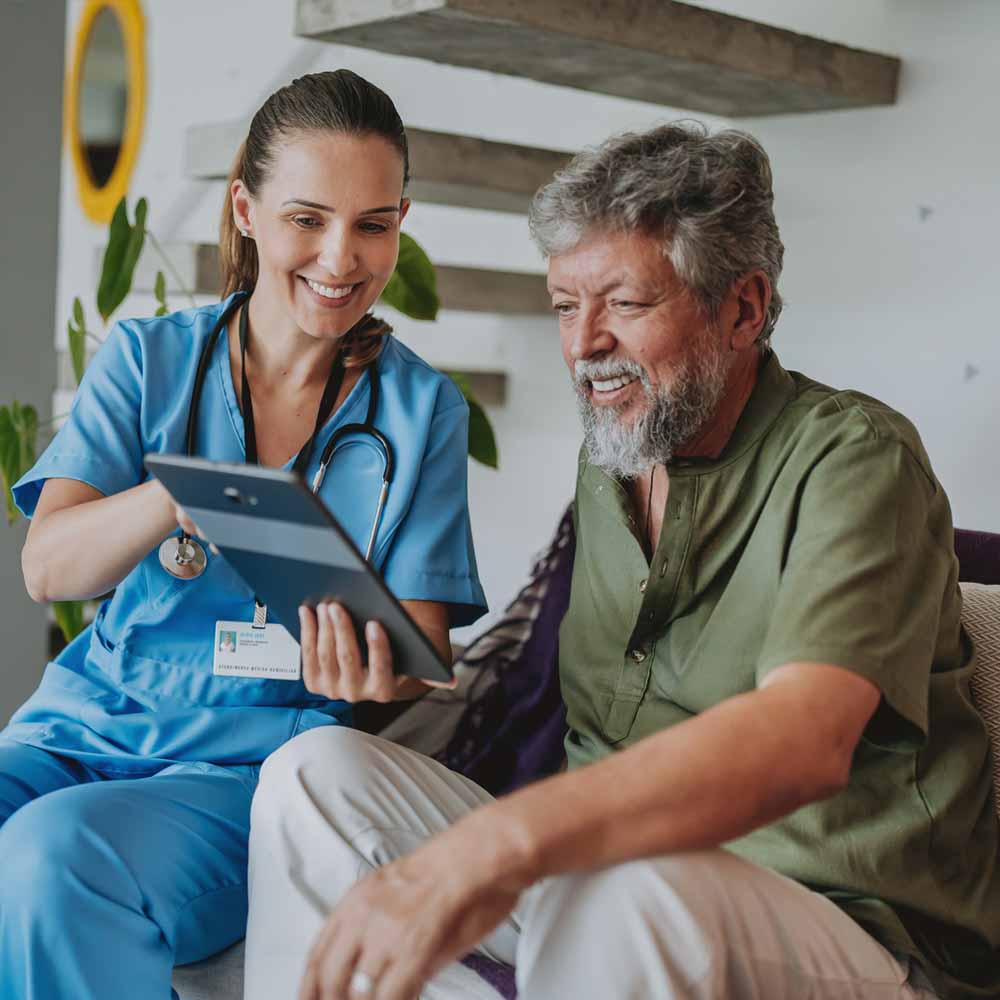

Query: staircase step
[[56, 331, 507, 404], [434, 263, 551, 315], [294, 0, 899, 117], [100, 245, 552, 316], [185, 121, 572, 215]]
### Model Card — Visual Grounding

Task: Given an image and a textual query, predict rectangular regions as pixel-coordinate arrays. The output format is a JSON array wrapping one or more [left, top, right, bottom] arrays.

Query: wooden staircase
[[184, 119, 556, 321], [294, 0, 900, 117], [165, 3, 901, 407], [186, 120, 572, 216]]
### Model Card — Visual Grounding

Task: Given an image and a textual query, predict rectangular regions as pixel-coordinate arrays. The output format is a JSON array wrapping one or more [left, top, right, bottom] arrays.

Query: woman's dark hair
[[219, 70, 409, 366]]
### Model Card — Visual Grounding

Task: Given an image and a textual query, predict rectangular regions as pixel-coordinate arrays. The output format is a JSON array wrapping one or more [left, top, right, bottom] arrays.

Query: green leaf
[[0, 409, 17, 524], [97, 198, 130, 321], [446, 373, 498, 469], [0, 401, 39, 524], [379, 233, 439, 320], [67, 296, 87, 385], [446, 370, 471, 397], [466, 394, 498, 469], [97, 196, 148, 322], [154, 269, 169, 317], [53, 600, 86, 644]]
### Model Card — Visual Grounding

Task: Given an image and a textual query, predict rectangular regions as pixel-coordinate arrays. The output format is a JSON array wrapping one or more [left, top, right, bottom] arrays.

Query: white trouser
[[244, 727, 938, 1000]]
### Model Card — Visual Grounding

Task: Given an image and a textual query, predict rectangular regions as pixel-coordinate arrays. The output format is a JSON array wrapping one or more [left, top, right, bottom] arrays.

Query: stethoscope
[[158, 292, 395, 580]]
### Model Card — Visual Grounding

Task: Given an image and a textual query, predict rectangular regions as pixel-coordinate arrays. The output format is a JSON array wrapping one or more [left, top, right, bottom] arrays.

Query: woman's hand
[[173, 503, 199, 539], [298, 602, 454, 703], [172, 503, 219, 554], [299, 602, 400, 703]]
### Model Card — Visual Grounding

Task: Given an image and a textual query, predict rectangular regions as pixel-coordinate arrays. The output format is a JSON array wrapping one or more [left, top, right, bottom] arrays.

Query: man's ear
[[729, 271, 772, 351]]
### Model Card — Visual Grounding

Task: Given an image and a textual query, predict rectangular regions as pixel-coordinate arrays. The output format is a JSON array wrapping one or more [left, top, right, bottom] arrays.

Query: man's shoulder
[[777, 368, 932, 475]]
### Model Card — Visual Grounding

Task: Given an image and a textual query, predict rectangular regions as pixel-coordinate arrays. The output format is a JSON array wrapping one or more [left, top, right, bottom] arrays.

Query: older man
[[243, 123, 1000, 1000]]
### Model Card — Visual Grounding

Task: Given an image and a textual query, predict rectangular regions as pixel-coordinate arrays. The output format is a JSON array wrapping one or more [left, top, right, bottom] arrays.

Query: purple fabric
[[456, 519, 1000, 999], [449, 509, 575, 999], [955, 528, 1000, 584], [438, 507, 573, 797], [460, 953, 520, 995]]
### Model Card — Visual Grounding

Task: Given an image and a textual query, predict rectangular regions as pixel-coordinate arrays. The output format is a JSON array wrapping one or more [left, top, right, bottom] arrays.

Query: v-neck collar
[[212, 302, 382, 471], [582, 351, 799, 528]]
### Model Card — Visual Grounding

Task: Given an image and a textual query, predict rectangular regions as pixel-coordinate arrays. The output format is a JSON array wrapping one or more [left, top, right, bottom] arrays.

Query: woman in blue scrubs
[[0, 69, 486, 999]]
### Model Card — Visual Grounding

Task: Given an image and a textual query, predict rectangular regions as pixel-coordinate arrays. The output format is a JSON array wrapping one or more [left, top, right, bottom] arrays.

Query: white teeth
[[592, 375, 638, 392], [306, 278, 355, 299]]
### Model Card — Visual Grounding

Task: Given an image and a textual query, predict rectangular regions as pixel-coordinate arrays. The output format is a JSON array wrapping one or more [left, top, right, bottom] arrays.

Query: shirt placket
[[607, 475, 696, 738]]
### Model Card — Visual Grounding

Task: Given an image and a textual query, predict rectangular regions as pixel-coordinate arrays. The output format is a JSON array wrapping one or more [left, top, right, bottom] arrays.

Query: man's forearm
[[444, 677, 853, 894]]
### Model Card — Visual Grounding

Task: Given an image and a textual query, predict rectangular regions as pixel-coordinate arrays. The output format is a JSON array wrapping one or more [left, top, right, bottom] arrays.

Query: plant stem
[[146, 230, 198, 308], [37, 412, 70, 429]]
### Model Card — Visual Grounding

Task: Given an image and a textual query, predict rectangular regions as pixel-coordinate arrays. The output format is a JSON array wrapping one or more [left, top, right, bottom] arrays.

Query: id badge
[[213, 620, 301, 680]]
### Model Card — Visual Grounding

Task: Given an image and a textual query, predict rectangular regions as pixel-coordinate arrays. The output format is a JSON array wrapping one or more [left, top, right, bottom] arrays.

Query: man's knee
[[254, 727, 399, 826], [519, 852, 740, 996], [528, 850, 733, 926]]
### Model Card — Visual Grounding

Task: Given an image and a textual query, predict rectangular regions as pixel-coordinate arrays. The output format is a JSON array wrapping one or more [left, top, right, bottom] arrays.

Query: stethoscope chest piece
[[158, 535, 208, 580]]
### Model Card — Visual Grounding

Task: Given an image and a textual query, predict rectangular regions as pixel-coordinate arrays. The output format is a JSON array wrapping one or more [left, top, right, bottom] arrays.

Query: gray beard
[[574, 348, 728, 479]]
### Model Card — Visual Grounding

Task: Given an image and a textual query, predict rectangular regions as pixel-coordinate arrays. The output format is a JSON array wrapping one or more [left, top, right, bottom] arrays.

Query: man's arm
[[436, 660, 878, 887], [298, 661, 879, 1000]]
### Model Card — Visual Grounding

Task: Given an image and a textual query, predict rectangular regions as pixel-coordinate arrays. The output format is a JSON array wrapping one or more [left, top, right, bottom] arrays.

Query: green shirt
[[559, 354, 1000, 999]]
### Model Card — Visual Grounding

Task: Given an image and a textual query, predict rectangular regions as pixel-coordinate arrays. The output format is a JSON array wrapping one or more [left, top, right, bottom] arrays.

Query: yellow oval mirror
[[66, 0, 145, 224]]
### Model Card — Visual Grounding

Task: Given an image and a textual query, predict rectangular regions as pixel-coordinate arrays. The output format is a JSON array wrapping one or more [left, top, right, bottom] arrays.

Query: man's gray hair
[[529, 121, 785, 347]]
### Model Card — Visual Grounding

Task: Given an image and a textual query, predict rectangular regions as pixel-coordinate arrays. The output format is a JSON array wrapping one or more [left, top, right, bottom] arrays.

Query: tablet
[[144, 454, 452, 684]]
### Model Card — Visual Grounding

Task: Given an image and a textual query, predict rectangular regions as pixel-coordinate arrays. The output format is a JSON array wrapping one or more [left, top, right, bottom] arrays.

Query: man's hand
[[299, 836, 521, 1000]]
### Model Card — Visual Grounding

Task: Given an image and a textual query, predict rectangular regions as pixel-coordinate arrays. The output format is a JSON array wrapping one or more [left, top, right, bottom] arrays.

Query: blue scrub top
[[5, 296, 487, 775]]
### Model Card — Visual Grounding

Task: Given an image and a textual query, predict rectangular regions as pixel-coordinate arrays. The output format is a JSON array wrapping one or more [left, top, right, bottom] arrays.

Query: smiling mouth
[[590, 374, 640, 394], [304, 277, 359, 298]]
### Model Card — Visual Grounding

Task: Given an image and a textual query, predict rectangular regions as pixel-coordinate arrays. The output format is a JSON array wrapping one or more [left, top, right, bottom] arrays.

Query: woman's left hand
[[298, 601, 406, 703]]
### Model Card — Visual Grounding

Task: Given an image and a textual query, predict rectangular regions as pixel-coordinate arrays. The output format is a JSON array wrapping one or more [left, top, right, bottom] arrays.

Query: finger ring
[[350, 970, 376, 995]]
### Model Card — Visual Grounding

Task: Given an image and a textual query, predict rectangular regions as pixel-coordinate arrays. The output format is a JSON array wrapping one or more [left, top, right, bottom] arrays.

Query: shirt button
[[659, 561, 668, 577], [639, 578, 647, 593], [629, 647, 647, 663]]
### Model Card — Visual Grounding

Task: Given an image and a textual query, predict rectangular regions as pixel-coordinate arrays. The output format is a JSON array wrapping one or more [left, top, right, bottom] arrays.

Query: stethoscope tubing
[[165, 294, 395, 575]]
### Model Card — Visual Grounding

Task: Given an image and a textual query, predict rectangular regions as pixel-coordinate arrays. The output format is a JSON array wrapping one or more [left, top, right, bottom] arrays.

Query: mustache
[[573, 357, 647, 388]]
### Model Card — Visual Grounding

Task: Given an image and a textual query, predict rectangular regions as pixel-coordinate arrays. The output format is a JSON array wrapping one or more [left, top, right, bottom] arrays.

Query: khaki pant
[[244, 728, 938, 1000]]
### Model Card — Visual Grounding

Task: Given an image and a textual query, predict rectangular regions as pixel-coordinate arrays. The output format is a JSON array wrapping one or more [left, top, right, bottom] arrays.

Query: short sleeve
[[756, 438, 951, 747], [13, 322, 144, 517], [379, 393, 487, 628]]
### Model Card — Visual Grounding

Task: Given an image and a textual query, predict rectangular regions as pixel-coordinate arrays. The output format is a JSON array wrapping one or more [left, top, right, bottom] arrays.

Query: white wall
[[0, 3, 65, 724], [696, 0, 1000, 539], [54, 0, 1000, 646]]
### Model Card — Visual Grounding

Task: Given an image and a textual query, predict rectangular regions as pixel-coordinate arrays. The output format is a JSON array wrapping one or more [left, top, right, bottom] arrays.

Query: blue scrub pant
[[0, 739, 256, 999]]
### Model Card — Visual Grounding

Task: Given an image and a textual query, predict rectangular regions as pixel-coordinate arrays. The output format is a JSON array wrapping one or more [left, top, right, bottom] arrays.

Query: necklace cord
[[237, 300, 346, 474], [645, 465, 657, 559]]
